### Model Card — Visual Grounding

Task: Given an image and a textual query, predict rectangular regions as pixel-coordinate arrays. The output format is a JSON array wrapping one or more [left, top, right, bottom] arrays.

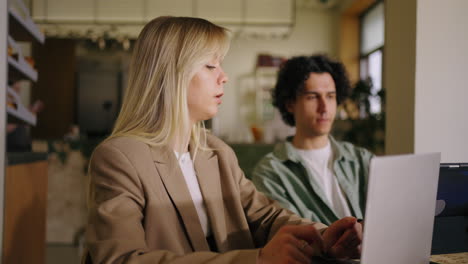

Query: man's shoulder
[[331, 138, 373, 159], [255, 151, 281, 166], [252, 141, 294, 178], [260, 141, 291, 162]]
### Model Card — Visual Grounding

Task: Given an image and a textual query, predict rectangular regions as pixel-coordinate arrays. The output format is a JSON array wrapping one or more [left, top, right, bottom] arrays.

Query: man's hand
[[322, 217, 363, 259], [259, 225, 324, 264]]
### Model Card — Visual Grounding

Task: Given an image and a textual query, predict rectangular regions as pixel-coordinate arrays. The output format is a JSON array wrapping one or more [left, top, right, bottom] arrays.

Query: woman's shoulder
[[93, 136, 151, 159], [205, 133, 234, 153], [100, 136, 147, 149]]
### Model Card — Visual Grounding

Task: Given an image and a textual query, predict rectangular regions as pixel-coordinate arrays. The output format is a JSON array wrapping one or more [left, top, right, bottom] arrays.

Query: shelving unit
[[7, 56, 38, 81], [7, 35, 38, 81], [237, 65, 279, 143], [6, 86, 37, 126], [254, 66, 278, 123], [5, 0, 43, 125], [2, 0, 47, 263], [8, 0, 45, 44], [0, 0, 8, 259]]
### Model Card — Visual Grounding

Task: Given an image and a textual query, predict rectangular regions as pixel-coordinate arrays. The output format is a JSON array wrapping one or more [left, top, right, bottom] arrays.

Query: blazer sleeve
[[86, 142, 260, 264], [224, 147, 328, 247]]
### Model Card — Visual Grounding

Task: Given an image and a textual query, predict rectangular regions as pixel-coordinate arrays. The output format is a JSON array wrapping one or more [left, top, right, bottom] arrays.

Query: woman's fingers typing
[[259, 225, 325, 264], [323, 217, 363, 259]]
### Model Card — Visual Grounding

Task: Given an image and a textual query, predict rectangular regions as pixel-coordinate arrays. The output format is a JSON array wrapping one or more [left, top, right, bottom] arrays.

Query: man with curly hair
[[252, 55, 374, 225]]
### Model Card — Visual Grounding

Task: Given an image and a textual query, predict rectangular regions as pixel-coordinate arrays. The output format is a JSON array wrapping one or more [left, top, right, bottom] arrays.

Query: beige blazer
[[85, 134, 326, 263]]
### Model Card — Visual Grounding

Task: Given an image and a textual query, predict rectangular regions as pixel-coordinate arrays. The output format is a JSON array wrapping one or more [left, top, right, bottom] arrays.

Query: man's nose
[[318, 97, 327, 113]]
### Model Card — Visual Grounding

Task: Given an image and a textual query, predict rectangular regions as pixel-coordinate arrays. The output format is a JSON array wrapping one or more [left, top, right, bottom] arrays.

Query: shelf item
[[237, 64, 279, 137], [7, 35, 38, 81], [8, 1, 45, 44], [6, 86, 37, 126], [255, 66, 279, 76]]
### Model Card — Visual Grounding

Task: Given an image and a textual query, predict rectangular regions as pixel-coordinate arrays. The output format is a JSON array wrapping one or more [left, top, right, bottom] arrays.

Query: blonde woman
[[85, 16, 362, 264]]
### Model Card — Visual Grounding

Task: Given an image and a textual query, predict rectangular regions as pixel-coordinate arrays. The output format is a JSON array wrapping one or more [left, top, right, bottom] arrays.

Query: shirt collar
[[273, 135, 356, 163]]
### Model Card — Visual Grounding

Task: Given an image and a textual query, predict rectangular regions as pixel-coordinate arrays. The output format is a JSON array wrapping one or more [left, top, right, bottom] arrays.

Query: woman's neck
[[171, 128, 192, 153]]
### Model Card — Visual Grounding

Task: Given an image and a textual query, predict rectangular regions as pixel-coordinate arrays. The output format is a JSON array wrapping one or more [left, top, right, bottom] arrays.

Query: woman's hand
[[258, 225, 324, 264], [322, 217, 363, 259]]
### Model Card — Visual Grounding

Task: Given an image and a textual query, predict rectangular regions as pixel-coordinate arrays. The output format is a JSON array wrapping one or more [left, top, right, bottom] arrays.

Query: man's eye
[[306, 96, 317, 100]]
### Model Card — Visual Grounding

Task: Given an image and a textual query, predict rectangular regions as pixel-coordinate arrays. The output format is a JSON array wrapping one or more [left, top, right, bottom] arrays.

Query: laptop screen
[[432, 163, 468, 255], [435, 163, 468, 217], [360, 153, 440, 264]]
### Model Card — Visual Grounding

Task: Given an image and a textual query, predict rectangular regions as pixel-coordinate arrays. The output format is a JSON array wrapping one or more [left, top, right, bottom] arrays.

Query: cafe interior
[[1, 0, 467, 263]]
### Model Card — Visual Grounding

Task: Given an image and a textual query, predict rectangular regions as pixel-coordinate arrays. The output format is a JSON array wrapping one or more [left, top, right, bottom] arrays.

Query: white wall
[[385, 0, 468, 162], [414, 0, 468, 162], [217, 7, 339, 140]]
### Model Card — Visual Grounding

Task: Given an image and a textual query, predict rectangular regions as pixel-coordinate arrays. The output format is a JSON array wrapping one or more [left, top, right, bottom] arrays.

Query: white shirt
[[295, 142, 352, 219], [174, 151, 211, 237]]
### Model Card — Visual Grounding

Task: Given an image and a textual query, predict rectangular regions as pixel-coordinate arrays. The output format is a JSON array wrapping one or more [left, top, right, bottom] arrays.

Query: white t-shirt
[[295, 142, 352, 219], [174, 151, 211, 237]]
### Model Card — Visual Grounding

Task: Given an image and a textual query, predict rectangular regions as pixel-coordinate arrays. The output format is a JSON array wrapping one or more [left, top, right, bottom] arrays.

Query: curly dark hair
[[272, 54, 351, 126]]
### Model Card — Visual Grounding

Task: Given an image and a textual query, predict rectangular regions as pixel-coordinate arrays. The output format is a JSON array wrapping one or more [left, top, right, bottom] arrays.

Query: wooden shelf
[[7, 56, 38, 82], [6, 87, 37, 126], [8, 7, 45, 44], [6, 105, 37, 126]]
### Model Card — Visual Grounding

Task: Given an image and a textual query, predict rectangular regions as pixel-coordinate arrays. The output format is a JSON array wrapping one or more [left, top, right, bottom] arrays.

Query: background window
[[360, 1, 384, 114]]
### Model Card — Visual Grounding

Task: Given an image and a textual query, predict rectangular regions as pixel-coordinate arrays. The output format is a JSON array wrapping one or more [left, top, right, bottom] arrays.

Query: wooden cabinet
[[3, 161, 48, 264]]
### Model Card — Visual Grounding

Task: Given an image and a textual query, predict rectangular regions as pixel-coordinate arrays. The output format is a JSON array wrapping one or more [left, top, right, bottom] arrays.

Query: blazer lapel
[[150, 145, 209, 251], [192, 147, 228, 252]]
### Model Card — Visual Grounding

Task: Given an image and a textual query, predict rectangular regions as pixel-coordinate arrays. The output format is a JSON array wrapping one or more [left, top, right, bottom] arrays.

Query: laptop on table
[[312, 152, 441, 264], [432, 163, 468, 254]]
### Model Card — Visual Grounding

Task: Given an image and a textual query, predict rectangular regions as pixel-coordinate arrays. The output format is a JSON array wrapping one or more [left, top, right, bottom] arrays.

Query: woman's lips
[[215, 93, 223, 104]]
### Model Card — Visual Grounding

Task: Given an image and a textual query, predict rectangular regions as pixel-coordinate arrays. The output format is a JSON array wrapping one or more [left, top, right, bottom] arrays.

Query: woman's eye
[[206, 65, 216, 70]]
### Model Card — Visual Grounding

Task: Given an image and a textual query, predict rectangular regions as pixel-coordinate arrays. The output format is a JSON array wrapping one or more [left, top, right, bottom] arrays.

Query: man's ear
[[286, 100, 295, 114]]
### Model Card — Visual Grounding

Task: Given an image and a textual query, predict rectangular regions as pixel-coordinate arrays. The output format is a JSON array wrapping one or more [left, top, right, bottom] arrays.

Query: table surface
[[431, 252, 468, 264], [309, 253, 468, 264]]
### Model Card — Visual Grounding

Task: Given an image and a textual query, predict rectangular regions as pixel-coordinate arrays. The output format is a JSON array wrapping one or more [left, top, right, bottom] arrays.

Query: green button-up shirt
[[252, 136, 374, 225]]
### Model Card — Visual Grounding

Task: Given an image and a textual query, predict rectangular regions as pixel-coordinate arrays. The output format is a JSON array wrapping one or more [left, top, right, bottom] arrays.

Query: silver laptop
[[312, 152, 441, 264]]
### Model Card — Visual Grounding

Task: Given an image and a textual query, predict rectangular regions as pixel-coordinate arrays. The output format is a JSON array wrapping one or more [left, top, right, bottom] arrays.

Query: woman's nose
[[219, 70, 228, 84]]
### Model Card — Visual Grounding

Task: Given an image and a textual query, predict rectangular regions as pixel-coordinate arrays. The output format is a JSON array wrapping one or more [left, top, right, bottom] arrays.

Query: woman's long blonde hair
[[109, 16, 229, 153]]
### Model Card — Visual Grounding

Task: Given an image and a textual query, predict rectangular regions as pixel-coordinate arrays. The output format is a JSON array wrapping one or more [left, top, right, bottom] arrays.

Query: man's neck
[[292, 133, 329, 150]]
